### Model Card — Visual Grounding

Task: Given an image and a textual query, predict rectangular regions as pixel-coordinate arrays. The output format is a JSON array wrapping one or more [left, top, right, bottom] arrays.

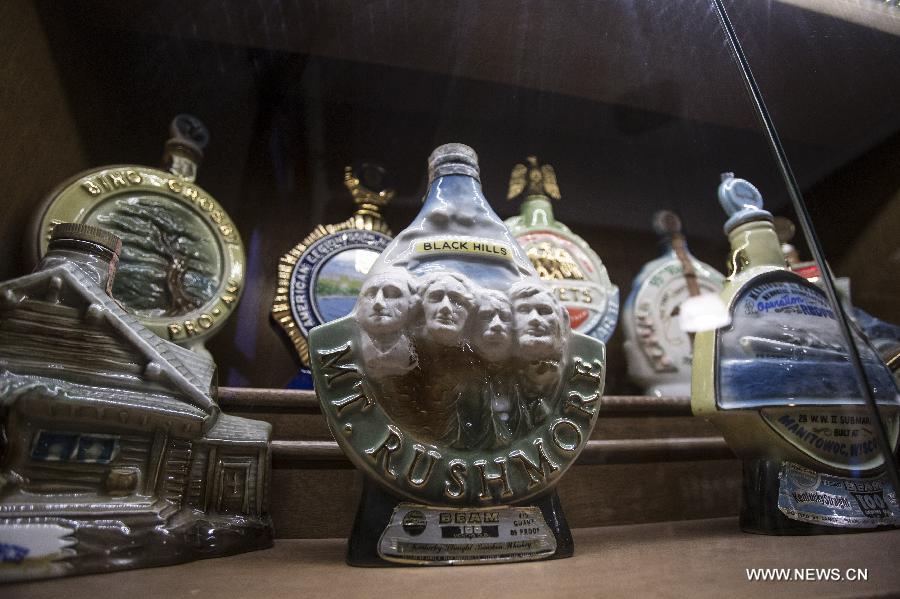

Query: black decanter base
[[739, 459, 896, 536], [346, 478, 573, 566]]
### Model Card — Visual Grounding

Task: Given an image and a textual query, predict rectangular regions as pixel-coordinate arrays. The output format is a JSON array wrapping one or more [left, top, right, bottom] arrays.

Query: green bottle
[[505, 156, 619, 343]]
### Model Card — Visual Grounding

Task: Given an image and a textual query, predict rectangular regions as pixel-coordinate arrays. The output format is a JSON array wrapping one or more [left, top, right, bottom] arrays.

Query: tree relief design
[[88, 196, 220, 317]]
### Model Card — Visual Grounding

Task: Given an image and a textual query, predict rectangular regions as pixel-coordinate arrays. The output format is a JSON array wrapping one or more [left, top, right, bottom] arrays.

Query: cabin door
[[214, 459, 252, 515]]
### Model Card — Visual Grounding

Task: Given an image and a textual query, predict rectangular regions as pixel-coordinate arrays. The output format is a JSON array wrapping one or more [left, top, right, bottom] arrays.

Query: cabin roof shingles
[[0, 264, 218, 415]]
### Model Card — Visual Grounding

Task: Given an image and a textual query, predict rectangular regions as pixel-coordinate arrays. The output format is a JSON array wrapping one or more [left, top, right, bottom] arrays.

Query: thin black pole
[[712, 0, 900, 492]]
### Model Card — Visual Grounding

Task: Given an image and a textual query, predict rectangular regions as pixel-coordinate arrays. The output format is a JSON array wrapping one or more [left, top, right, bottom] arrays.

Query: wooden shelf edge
[[218, 387, 693, 416], [6, 517, 899, 598], [270, 436, 734, 467]]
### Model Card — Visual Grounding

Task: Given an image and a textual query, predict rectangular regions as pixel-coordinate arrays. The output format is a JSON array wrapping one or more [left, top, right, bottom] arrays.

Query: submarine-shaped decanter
[[691, 173, 900, 534]]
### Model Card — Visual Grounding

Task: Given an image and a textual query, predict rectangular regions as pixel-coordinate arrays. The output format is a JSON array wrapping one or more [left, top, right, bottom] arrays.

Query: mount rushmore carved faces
[[472, 289, 514, 363], [419, 271, 476, 347], [355, 268, 419, 377], [354, 267, 570, 449], [357, 268, 417, 335], [508, 280, 566, 361]]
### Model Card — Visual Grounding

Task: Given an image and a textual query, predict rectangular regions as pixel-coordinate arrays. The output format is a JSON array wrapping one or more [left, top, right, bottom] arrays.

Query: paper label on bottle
[[761, 409, 898, 471], [377, 503, 555, 565], [415, 238, 513, 260], [778, 462, 900, 528], [0, 522, 76, 581]]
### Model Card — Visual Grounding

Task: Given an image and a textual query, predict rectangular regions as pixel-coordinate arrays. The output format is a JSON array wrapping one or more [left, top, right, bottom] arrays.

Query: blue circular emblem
[[289, 229, 392, 337]]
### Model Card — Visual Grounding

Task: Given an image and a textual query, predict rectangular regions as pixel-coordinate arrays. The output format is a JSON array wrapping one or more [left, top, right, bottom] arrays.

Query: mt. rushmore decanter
[[309, 144, 606, 565]]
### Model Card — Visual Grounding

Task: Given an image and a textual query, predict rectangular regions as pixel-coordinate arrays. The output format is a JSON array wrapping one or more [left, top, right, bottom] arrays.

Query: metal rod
[[270, 437, 734, 466], [712, 0, 900, 491]]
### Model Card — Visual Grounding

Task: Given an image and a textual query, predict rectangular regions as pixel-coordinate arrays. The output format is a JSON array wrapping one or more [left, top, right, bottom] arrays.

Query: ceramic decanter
[[309, 144, 606, 565], [691, 174, 900, 534]]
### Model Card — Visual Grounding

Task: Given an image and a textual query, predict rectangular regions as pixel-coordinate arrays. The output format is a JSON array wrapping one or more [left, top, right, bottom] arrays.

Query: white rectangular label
[[377, 503, 555, 565]]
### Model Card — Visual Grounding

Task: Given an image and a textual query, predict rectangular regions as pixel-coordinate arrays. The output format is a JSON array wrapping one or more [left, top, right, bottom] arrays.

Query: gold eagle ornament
[[507, 156, 561, 201]]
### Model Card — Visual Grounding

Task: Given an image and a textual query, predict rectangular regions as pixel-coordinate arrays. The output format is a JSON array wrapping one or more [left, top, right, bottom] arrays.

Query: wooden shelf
[[6, 518, 899, 598], [217, 389, 694, 417], [214, 390, 741, 537], [269, 437, 734, 466]]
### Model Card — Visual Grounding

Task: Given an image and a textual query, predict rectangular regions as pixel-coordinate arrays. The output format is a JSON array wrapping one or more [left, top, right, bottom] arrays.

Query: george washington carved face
[[356, 268, 417, 336]]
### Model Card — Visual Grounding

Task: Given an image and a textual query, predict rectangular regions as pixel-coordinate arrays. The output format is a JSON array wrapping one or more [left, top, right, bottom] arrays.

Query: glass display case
[[2, 0, 899, 594]]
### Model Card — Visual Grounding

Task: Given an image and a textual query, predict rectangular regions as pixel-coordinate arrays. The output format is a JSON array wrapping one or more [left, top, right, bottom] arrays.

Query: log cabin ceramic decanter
[[505, 156, 619, 344], [691, 174, 900, 534], [30, 115, 245, 359], [0, 224, 272, 582], [309, 144, 606, 565], [272, 163, 394, 388], [622, 211, 725, 397]]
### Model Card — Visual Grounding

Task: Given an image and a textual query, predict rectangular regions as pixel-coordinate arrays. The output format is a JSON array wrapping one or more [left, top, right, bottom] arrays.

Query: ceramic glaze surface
[[86, 195, 222, 317], [504, 157, 619, 344], [32, 117, 245, 354], [0, 226, 271, 581], [310, 145, 606, 506], [717, 272, 898, 411], [623, 251, 724, 396]]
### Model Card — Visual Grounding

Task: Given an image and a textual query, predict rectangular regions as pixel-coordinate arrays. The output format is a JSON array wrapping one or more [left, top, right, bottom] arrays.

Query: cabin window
[[30, 431, 119, 464]]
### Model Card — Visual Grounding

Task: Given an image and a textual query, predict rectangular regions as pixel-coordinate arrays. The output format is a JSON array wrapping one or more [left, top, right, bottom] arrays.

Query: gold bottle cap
[[50, 222, 122, 255]]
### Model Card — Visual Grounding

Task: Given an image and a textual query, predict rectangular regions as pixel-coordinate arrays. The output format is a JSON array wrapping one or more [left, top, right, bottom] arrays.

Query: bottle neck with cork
[[719, 173, 785, 277], [519, 195, 556, 229], [162, 114, 209, 183]]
